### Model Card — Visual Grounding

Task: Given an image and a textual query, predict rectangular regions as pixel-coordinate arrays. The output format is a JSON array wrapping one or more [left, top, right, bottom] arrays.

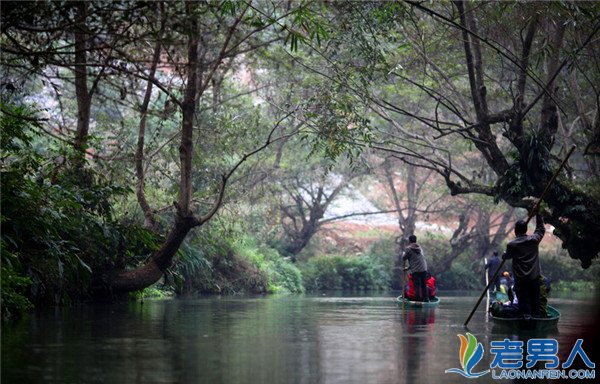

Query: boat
[[396, 296, 440, 308], [489, 305, 560, 331]]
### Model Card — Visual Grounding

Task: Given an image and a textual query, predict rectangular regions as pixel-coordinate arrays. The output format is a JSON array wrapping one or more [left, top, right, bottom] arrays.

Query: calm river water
[[2, 291, 598, 384]]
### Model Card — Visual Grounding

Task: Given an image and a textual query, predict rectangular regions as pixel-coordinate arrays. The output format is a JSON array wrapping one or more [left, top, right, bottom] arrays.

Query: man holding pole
[[502, 213, 545, 318], [464, 146, 575, 327], [485, 251, 502, 293], [402, 235, 428, 302]]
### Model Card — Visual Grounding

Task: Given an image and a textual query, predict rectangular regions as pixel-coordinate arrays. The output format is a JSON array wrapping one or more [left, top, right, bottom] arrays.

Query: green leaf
[[76, 255, 92, 274]]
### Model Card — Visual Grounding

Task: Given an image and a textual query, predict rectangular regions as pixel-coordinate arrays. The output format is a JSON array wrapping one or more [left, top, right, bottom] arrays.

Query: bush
[[363, 237, 397, 270], [268, 256, 305, 294], [435, 254, 482, 291], [234, 237, 304, 294], [300, 256, 342, 291], [300, 255, 390, 291], [539, 246, 600, 285], [174, 228, 304, 295], [1, 246, 33, 321], [129, 286, 170, 301], [552, 280, 597, 293], [1, 104, 161, 318]]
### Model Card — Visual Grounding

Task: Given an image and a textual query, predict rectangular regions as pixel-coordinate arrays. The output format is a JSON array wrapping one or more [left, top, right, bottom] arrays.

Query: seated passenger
[[404, 273, 416, 301], [490, 300, 521, 318], [426, 272, 436, 299]]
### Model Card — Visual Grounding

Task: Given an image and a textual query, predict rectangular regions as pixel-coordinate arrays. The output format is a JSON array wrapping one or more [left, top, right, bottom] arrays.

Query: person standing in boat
[[502, 271, 517, 303], [485, 251, 502, 293], [402, 235, 429, 302], [502, 213, 545, 318], [503, 271, 514, 288]]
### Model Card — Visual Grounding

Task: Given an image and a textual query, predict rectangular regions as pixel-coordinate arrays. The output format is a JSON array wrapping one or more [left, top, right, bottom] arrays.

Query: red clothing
[[427, 275, 436, 297], [406, 274, 415, 300], [405, 273, 435, 300]]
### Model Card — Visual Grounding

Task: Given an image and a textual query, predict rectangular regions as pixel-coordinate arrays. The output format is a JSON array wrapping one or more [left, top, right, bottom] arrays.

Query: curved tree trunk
[[452, 1, 600, 268], [106, 3, 200, 294], [281, 181, 345, 257], [109, 215, 195, 293], [104, 2, 261, 294]]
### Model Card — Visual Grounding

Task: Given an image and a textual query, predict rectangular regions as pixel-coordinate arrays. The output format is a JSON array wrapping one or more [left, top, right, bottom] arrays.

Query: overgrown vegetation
[[2, 0, 599, 322], [300, 255, 390, 291], [175, 228, 304, 295], [1, 105, 162, 319], [0, 107, 305, 319]]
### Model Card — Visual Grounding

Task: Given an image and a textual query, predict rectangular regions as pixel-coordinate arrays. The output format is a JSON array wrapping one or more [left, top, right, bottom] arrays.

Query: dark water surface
[[2, 292, 597, 384]]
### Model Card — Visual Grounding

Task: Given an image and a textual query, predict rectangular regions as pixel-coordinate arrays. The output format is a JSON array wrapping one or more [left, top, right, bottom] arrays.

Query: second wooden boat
[[490, 305, 560, 331]]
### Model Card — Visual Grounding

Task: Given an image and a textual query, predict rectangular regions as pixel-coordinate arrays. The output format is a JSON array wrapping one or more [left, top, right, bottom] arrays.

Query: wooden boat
[[396, 296, 440, 308], [490, 305, 560, 331]]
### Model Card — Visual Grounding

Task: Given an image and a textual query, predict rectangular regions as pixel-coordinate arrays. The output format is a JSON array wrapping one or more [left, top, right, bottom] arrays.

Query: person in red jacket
[[405, 273, 416, 300], [426, 273, 436, 299], [405, 273, 436, 300]]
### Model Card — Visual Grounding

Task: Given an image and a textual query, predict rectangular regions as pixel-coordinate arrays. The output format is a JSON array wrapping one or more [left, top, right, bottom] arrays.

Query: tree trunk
[[428, 212, 474, 276], [109, 215, 195, 292], [404, 163, 417, 237], [385, 160, 419, 289], [281, 176, 350, 257], [73, 2, 91, 160], [384, 159, 406, 232], [107, 3, 200, 293], [455, 0, 509, 175], [135, 5, 165, 232], [178, 10, 200, 217]]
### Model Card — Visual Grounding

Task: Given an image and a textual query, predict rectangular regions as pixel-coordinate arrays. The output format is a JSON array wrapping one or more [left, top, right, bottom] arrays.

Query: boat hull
[[396, 296, 440, 308], [490, 305, 560, 331]]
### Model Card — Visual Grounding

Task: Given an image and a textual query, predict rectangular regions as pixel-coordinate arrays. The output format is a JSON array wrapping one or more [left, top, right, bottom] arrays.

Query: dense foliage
[[301, 255, 390, 291], [1, 105, 163, 318], [176, 228, 304, 295], [2, 1, 599, 320]]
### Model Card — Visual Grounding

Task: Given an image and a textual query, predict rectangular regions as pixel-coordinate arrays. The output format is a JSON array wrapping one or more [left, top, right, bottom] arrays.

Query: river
[[2, 291, 597, 384]]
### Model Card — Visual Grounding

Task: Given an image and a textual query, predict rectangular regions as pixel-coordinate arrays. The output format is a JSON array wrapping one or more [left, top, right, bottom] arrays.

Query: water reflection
[[398, 308, 436, 383], [402, 307, 436, 333], [1, 292, 596, 384]]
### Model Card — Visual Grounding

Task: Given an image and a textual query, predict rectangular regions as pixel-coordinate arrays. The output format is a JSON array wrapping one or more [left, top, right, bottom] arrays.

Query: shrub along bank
[[174, 230, 304, 295], [1, 106, 163, 320]]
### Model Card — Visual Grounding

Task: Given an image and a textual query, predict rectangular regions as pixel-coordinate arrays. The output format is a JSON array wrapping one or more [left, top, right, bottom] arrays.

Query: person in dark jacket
[[485, 251, 502, 293], [502, 213, 545, 318], [402, 235, 428, 302]]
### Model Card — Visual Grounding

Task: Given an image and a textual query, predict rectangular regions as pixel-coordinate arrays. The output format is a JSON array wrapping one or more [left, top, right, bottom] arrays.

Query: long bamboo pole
[[484, 257, 489, 312], [463, 145, 576, 327], [401, 259, 406, 312]]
